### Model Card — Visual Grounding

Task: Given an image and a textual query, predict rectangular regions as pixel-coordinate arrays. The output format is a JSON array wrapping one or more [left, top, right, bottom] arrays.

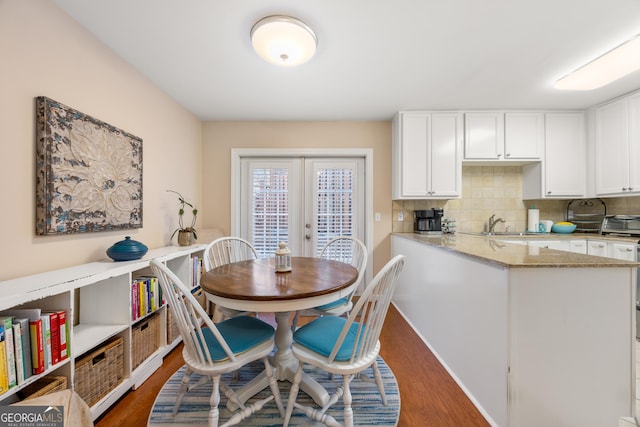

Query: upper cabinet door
[[464, 112, 504, 159], [504, 112, 543, 159], [430, 113, 462, 197], [392, 111, 461, 199], [595, 98, 629, 195], [628, 92, 640, 192], [396, 112, 430, 197], [544, 113, 585, 197]]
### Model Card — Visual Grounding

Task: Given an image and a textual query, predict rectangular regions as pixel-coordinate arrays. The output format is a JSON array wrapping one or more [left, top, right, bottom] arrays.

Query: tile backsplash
[[392, 166, 640, 234]]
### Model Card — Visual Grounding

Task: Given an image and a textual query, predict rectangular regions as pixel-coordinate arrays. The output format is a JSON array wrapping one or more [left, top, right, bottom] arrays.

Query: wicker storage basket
[[166, 306, 180, 343], [167, 286, 205, 343], [18, 375, 67, 401], [74, 336, 124, 407], [132, 312, 160, 370]]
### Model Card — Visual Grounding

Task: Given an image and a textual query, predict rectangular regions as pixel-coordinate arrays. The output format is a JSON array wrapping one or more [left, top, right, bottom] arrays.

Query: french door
[[239, 157, 365, 258]]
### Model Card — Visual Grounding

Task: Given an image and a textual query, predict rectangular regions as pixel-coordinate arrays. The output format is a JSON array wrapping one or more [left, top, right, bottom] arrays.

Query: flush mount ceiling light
[[555, 34, 640, 90], [251, 15, 317, 67]]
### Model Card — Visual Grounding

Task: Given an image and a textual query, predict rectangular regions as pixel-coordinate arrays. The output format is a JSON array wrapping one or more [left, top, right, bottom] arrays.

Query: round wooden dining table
[[200, 256, 359, 409]]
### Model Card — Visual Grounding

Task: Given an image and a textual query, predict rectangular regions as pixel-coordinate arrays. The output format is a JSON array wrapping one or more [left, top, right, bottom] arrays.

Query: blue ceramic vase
[[107, 236, 148, 261]]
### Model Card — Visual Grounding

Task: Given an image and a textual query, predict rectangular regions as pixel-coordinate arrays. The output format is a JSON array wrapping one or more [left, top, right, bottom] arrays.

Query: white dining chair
[[282, 255, 405, 427], [149, 260, 284, 427], [204, 237, 258, 322], [290, 236, 368, 333]]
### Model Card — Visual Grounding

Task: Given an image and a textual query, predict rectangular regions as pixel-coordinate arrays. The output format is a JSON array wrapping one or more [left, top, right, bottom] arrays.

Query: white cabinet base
[[391, 235, 635, 427]]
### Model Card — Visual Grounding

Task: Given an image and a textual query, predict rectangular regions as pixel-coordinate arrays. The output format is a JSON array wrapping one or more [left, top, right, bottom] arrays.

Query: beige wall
[[0, 1, 202, 280], [201, 121, 393, 274]]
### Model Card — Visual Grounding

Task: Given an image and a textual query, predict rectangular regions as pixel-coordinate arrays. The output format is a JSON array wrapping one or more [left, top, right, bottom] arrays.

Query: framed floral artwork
[[35, 96, 143, 235]]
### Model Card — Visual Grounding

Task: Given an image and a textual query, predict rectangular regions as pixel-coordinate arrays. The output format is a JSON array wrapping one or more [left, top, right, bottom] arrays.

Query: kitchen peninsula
[[391, 232, 638, 427]]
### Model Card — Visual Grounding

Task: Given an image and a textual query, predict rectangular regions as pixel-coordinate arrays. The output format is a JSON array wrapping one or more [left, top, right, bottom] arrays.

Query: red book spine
[[47, 312, 60, 365], [56, 311, 67, 361], [29, 320, 44, 375]]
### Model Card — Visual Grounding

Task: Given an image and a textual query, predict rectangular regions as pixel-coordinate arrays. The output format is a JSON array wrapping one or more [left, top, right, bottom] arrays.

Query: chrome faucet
[[488, 214, 506, 233]]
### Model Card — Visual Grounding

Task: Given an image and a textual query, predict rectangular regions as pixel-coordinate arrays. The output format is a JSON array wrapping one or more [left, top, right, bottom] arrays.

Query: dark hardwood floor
[[94, 305, 489, 426]]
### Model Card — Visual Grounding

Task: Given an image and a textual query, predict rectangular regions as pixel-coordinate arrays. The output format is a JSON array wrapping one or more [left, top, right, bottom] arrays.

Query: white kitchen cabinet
[[504, 112, 544, 159], [464, 112, 542, 161], [527, 240, 568, 251], [0, 244, 205, 420], [569, 240, 587, 254], [595, 93, 640, 196], [522, 112, 586, 199], [588, 240, 608, 257], [392, 234, 634, 427], [392, 111, 462, 199], [609, 242, 636, 261]]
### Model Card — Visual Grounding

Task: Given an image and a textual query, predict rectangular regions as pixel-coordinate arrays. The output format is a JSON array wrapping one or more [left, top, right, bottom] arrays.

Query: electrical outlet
[[375, 212, 381, 222], [397, 211, 404, 221]]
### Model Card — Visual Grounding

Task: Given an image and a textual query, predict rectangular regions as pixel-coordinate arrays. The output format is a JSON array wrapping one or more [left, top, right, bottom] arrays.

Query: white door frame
[[231, 148, 374, 285]]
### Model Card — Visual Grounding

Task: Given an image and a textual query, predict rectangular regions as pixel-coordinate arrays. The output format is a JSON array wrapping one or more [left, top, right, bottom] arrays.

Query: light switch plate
[[375, 212, 381, 222]]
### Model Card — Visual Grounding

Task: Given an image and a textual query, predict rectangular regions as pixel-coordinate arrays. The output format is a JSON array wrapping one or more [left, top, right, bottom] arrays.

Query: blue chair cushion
[[200, 316, 274, 362], [314, 296, 349, 311], [293, 316, 363, 361]]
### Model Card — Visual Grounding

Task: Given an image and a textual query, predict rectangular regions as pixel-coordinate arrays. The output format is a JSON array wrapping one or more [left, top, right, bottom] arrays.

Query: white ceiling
[[53, 0, 640, 121]]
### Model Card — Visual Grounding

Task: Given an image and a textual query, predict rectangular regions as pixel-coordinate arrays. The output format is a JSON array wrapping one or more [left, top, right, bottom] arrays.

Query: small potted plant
[[167, 190, 198, 246]]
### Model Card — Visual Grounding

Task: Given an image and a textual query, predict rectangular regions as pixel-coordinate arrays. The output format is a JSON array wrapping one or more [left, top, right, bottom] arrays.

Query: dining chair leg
[[209, 375, 221, 427], [219, 381, 274, 427], [173, 366, 193, 415], [371, 361, 388, 405], [282, 363, 303, 427], [356, 362, 387, 405], [342, 373, 354, 427]]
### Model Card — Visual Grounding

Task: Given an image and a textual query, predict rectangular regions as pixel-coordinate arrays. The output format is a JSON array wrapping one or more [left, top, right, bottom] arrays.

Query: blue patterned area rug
[[148, 355, 400, 426]]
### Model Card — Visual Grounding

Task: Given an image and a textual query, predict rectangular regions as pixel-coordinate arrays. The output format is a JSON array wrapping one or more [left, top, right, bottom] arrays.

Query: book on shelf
[[0, 317, 16, 389], [57, 310, 67, 361], [0, 323, 7, 394], [39, 315, 51, 370], [191, 255, 204, 289], [0, 309, 45, 379], [138, 279, 146, 318], [42, 312, 60, 366], [12, 323, 24, 385], [11, 318, 31, 381], [29, 318, 44, 375], [132, 276, 162, 320]]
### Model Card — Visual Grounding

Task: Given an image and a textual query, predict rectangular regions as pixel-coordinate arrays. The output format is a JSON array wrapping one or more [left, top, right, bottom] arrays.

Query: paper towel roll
[[528, 208, 539, 232]]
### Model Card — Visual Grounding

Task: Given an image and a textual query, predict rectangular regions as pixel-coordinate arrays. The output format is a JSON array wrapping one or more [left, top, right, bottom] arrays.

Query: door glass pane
[[250, 167, 289, 258], [315, 167, 354, 256]]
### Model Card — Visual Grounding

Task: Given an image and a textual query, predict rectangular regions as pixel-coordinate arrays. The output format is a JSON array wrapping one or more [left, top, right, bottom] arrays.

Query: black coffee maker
[[414, 208, 444, 233]]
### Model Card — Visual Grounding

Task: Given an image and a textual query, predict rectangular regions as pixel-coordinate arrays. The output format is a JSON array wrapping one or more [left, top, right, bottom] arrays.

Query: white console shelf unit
[[0, 243, 206, 420]]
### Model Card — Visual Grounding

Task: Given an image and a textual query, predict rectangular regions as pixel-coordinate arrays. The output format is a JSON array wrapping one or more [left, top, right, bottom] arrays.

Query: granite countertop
[[392, 232, 640, 269]]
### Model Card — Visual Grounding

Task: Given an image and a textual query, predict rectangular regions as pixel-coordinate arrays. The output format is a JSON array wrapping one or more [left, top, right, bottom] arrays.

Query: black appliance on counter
[[414, 208, 444, 234], [600, 215, 640, 339]]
